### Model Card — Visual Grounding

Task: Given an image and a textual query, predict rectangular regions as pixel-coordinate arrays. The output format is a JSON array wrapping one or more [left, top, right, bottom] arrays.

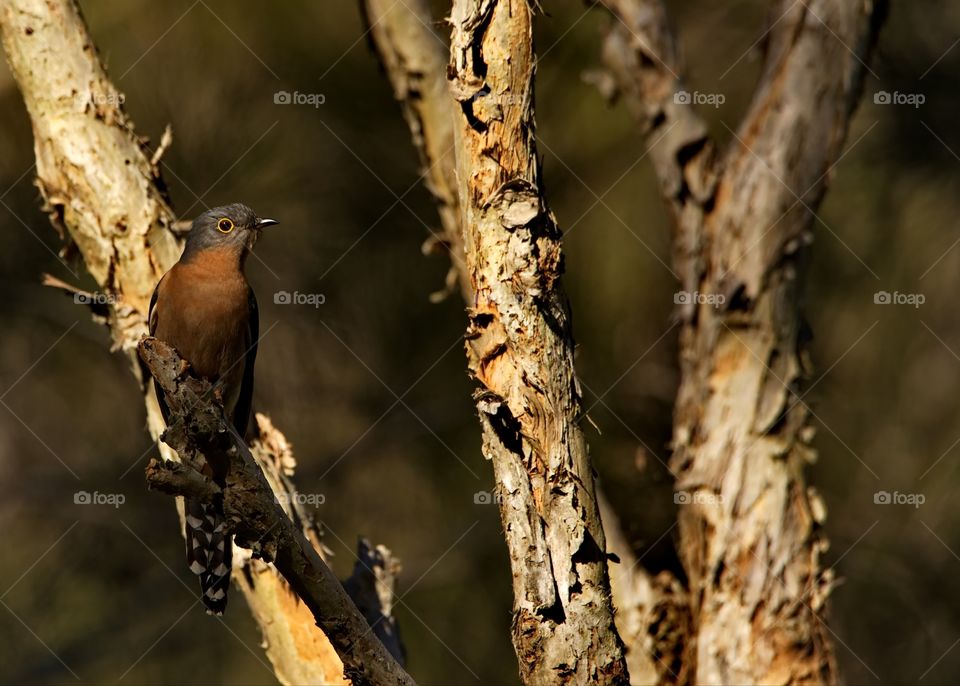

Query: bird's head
[[181, 203, 279, 263]]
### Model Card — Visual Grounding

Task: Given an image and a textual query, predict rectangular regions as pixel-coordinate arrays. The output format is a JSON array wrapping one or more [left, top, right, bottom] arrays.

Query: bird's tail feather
[[185, 497, 232, 615]]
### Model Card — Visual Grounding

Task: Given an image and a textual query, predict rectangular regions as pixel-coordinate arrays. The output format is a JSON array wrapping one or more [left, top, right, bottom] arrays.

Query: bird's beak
[[256, 218, 279, 228]]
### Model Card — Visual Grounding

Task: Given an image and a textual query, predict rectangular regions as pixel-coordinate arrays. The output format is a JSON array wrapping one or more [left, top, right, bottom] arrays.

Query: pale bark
[[362, 1, 682, 683], [445, 1, 628, 684], [0, 1, 402, 683], [140, 338, 414, 686], [592, 0, 886, 684]]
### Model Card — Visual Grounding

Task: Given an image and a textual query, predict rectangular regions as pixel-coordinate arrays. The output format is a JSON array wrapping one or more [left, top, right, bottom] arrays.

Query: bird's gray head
[[181, 203, 278, 262]]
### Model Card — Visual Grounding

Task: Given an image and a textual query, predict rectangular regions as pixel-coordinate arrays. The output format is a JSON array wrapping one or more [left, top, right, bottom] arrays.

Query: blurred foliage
[[0, 1, 958, 685]]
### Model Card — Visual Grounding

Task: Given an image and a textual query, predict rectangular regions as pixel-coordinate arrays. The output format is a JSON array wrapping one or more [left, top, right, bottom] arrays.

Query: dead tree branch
[[591, 0, 887, 683], [138, 337, 415, 686]]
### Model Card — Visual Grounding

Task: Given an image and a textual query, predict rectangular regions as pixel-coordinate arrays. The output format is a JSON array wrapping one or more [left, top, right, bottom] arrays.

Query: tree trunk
[[445, 1, 629, 684], [593, 0, 886, 683], [361, 1, 689, 683]]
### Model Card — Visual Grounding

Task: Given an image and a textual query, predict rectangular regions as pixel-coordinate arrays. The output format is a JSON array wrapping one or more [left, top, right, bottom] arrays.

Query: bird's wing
[[233, 288, 258, 438], [147, 273, 169, 424], [148, 273, 165, 336]]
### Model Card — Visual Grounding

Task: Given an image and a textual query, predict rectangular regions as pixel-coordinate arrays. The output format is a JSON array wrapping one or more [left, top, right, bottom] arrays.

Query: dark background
[[0, 1, 958, 684]]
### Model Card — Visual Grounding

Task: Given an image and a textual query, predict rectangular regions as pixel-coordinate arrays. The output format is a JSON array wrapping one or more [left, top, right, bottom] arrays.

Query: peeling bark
[[363, 1, 692, 680], [0, 2, 402, 683], [443, 2, 628, 684], [139, 338, 414, 686], [363, 2, 681, 682], [592, 0, 887, 683], [0, 0, 179, 351]]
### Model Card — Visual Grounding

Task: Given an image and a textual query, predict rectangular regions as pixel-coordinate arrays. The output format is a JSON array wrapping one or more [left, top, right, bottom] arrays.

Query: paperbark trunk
[[592, 0, 886, 682], [447, 1, 630, 683]]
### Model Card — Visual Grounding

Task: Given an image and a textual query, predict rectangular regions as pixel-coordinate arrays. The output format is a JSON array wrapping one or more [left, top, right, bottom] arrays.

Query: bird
[[148, 203, 278, 615]]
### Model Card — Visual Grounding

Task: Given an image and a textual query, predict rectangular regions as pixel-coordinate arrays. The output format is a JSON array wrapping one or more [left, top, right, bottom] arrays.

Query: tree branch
[[443, 1, 629, 684], [145, 457, 222, 500], [591, 0, 887, 683], [138, 337, 414, 686], [362, 1, 686, 683]]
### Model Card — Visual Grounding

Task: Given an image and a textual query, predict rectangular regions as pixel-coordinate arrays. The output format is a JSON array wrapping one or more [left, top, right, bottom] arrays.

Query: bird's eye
[[217, 218, 234, 233]]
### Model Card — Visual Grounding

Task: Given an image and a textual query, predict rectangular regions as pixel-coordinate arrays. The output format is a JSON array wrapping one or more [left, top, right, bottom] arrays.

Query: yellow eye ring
[[217, 217, 234, 233]]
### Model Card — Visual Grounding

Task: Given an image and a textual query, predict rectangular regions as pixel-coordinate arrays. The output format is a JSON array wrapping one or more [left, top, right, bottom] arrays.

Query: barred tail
[[185, 497, 232, 615]]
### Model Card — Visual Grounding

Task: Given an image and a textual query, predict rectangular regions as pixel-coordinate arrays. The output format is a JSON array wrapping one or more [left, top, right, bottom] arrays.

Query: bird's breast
[[153, 258, 252, 411]]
